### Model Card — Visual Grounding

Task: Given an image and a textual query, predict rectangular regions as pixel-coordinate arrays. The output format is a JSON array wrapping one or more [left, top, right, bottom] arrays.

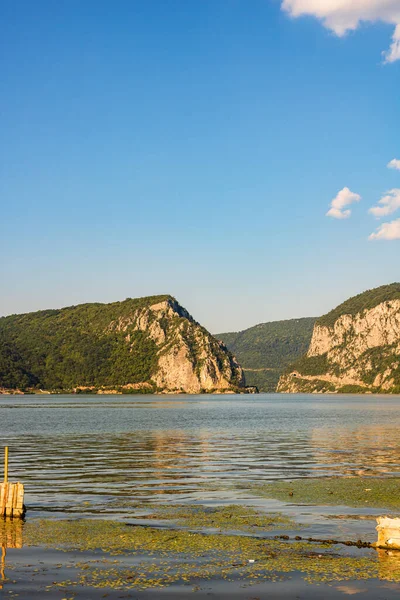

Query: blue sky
[[1, 0, 399, 332]]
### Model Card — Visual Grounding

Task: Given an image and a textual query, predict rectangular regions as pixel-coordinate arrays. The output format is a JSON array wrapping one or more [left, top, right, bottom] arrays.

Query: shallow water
[[4, 544, 400, 600], [2, 393, 400, 598], [1, 393, 400, 517]]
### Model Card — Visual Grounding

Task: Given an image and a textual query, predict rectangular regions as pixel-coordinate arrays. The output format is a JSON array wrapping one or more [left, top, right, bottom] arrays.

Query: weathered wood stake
[[3, 447, 8, 484], [0, 447, 25, 518]]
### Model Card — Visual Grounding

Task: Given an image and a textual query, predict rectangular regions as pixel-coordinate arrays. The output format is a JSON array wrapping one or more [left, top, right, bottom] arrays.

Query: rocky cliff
[[278, 283, 400, 394], [0, 295, 246, 394]]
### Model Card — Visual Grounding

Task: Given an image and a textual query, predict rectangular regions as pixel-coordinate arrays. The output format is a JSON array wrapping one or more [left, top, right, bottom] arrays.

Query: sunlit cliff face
[[278, 299, 400, 393]]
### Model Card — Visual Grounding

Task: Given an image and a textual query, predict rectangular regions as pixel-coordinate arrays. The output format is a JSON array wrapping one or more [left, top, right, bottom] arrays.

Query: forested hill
[[278, 283, 400, 394], [317, 282, 400, 327], [0, 295, 245, 394], [217, 317, 316, 392]]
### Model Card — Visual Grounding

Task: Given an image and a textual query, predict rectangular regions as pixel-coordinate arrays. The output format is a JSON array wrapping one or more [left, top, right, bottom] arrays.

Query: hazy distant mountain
[[217, 317, 316, 392]]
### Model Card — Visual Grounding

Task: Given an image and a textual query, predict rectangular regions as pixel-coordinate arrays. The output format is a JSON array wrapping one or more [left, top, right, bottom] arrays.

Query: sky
[[1, 0, 399, 333]]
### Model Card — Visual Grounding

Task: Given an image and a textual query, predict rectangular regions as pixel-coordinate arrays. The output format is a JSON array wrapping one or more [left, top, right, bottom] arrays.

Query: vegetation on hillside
[[0, 296, 171, 392], [359, 345, 400, 392], [285, 353, 330, 376], [217, 317, 316, 391], [0, 294, 244, 394], [317, 283, 400, 328], [280, 283, 400, 394], [0, 334, 38, 389]]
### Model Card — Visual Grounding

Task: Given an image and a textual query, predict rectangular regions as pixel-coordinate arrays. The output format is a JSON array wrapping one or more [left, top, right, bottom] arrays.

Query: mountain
[[0, 295, 246, 394], [216, 317, 316, 392], [278, 283, 400, 394]]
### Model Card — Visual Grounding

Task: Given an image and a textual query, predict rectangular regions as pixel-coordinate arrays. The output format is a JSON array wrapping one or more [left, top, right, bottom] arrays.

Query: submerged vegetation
[[251, 478, 400, 510], [2, 502, 400, 595], [17, 507, 400, 593], [149, 504, 297, 532]]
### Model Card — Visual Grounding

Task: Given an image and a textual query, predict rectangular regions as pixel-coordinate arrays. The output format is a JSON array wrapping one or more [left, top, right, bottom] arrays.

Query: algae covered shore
[[2, 393, 400, 597], [2, 498, 400, 599], [251, 477, 400, 510]]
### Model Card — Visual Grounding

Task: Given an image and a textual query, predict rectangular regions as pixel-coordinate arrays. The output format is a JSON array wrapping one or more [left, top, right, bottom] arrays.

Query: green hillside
[[217, 317, 316, 392], [0, 295, 170, 392], [0, 295, 244, 394], [317, 283, 400, 327]]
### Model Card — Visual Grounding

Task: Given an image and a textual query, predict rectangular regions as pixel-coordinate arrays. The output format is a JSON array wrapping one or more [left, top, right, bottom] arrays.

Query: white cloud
[[326, 187, 361, 219], [385, 24, 400, 63], [281, 0, 400, 61], [369, 217, 400, 240], [369, 189, 400, 217], [388, 158, 400, 170]]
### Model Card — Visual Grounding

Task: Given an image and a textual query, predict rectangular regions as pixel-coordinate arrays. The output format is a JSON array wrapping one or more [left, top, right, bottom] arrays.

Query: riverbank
[[2, 504, 400, 599], [2, 394, 400, 597]]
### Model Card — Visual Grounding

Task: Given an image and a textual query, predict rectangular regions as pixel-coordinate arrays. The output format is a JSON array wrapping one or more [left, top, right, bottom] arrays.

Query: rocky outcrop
[[109, 298, 245, 394], [307, 300, 400, 363], [278, 285, 400, 394], [0, 295, 246, 395]]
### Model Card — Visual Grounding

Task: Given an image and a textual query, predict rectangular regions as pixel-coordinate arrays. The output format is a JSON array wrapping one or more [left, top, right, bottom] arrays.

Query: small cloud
[[369, 217, 400, 240], [280, 1, 400, 62], [384, 24, 400, 63], [369, 189, 400, 218], [388, 158, 400, 170], [326, 187, 361, 219]]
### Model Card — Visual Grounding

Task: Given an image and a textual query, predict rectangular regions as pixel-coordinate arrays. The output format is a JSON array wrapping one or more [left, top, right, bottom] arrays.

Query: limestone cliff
[[106, 297, 246, 394], [278, 284, 400, 394], [0, 295, 246, 394]]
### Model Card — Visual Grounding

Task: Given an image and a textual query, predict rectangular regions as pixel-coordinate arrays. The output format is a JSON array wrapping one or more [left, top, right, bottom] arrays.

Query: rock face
[[107, 298, 245, 394], [278, 284, 400, 394], [0, 295, 246, 395]]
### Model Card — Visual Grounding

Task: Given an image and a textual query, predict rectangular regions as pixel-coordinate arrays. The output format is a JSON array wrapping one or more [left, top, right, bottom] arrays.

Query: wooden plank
[[0, 482, 25, 518], [5, 484, 14, 517], [16, 483, 24, 510], [0, 483, 7, 517], [0, 484, 4, 516]]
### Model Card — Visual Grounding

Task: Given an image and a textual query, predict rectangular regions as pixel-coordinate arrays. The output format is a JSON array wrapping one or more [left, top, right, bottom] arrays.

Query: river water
[[1, 393, 399, 519]]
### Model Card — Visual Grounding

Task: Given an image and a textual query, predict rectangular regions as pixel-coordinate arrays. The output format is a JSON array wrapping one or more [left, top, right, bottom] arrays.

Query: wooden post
[[0, 447, 24, 519], [3, 447, 8, 484]]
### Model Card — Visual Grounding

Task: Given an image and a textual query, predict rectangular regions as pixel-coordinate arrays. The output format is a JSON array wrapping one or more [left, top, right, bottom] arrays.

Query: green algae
[[23, 517, 304, 557], [251, 478, 400, 510], [5, 503, 400, 594], [20, 516, 400, 592], [154, 503, 298, 532]]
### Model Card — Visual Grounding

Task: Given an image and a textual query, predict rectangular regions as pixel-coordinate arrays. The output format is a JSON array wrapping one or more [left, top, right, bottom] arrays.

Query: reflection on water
[[0, 519, 23, 589], [376, 549, 400, 582], [311, 426, 400, 476], [0, 519, 23, 550], [0, 394, 399, 515]]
